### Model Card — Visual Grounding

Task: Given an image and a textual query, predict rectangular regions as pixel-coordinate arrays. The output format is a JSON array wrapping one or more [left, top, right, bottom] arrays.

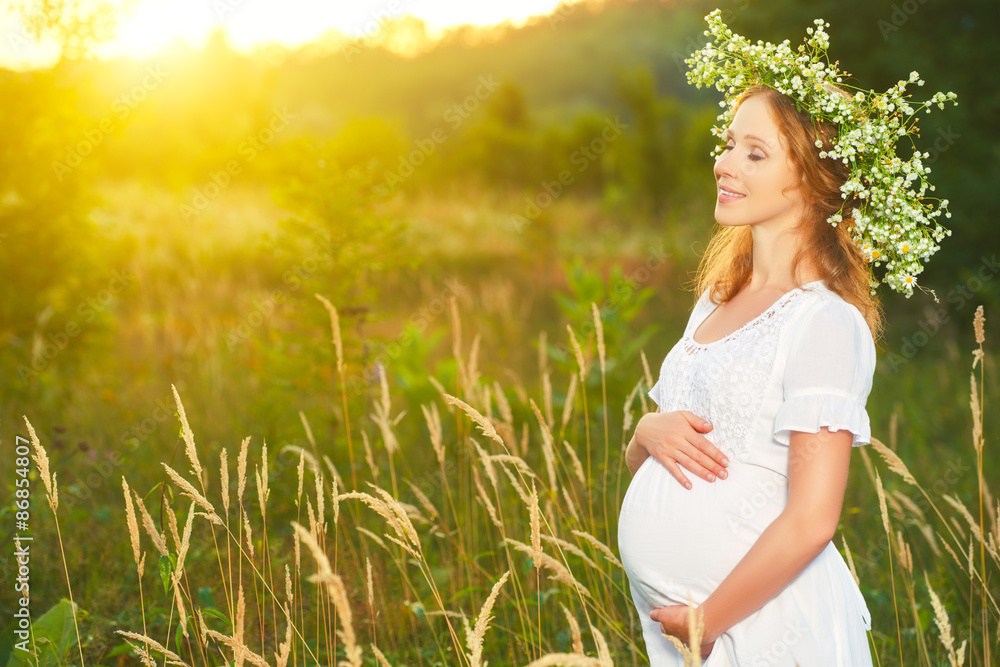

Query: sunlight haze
[[1, 0, 586, 68]]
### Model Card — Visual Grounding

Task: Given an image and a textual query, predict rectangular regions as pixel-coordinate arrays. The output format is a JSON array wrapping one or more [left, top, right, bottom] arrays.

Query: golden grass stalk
[[421, 402, 445, 467], [369, 485, 422, 551], [171, 384, 204, 483], [162, 463, 223, 524], [357, 526, 387, 549], [504, 538, 592, 599], [526, 655, 604, 667], [444, 392, 507, 450], [560, 373, 578, 436], [122, 477, 142, 566], [243, 513, 255, 560], [119, 641, 158, 667], [561, 486, 581, 523], [542, 534, 597, 570], [566, 325, 587, 385], [258, 440, 270, 512], [339, 489, 421, 556], [133, 491, 169, 556], [590, 625, 612, 667], [299, 409, 318, 453], [313, 469, 324, 529], [471, 438, 499, 491], [530, 399, 558, 492], [970, 304, 989, 665], [293, 522, 363, 667], [237, 436, 250, 505], [622, 382, 638, 436], [24, 418, 56, 512], [591, 302, 605, 377], [314, 294, 357, 489], [23, 417, 83, 667], [365, 557, 375, 608], [221, 447, 231, 515], [560, 439, 586, 487], [529, 483, 542, 564], [275, 605, 293, 667], [175, 502, 196, 575], [468, 332, 482, 390], [405, 479, 441, 524], [896, 530, 913, 574], [331, 474, 341, 527], [198, 586, 269, 667], [490, 454, 538, 479], [315, 293, 344, 376], [875, 470, 903, 664], [570, 530, 623, 570], [942, 494, 984, 545], [306, 497, 318, 539], [374, 369, 400, 457], [362, 430, 379, 481], [294, 449, 306, 508], [122, 478, 148, 638], [171, 572, 191, 639], [165, 502, 181, 549], [640, 349, 654, 392], [371, 644, 392, 667], [870, 437, 917, 486], [841, 536, 860, 587], [560, 603, 584, 655], [473, 467, 503, 530], [925, 572, 966, 666], [498, 461, 532, 506], [465, 570, 510, 667], [116, 630, 190, 666]]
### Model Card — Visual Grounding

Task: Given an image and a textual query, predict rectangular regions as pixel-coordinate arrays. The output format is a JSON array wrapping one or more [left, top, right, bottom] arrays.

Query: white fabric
[[618, 280, 875, 666]]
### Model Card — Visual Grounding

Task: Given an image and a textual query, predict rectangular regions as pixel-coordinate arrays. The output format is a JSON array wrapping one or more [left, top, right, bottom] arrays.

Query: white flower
[[685, 10, 956, 295]]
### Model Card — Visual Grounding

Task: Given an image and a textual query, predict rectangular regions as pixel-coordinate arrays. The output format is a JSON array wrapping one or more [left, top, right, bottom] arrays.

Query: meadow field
[[1, 0, 998, 664]]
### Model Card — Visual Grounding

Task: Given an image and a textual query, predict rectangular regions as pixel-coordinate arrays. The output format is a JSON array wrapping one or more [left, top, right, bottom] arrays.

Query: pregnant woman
[[617, 11, 957, 665]]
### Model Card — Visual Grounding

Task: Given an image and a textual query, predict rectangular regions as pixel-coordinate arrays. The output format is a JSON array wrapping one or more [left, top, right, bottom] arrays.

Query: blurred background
[[0, 0, 997, 662]]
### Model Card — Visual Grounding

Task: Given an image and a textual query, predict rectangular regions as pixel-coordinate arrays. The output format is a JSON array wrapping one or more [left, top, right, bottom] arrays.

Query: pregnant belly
[[617, 456, 788, 610]]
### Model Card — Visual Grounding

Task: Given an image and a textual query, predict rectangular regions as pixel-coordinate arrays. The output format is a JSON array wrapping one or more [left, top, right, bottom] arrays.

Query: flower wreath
[[685, 9, 958, 297]]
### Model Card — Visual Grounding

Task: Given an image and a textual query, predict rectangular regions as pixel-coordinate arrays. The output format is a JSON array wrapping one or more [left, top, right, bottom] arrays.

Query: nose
[[714, 149, 736, 182]]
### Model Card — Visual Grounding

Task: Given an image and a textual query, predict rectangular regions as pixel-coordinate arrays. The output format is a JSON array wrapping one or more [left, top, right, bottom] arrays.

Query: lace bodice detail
[[650, 283, 819, 461]]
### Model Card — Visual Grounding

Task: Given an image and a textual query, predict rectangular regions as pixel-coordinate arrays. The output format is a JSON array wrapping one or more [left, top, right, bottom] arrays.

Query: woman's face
[[713, 94, 806, 231]]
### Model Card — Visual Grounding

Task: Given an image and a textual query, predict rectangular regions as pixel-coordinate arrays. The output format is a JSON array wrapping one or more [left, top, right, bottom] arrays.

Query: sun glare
[[1, 0, 586, 68]]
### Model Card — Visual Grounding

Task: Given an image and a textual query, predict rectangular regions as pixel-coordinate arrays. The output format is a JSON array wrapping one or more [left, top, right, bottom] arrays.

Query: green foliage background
[[0, 0, 997, 664]]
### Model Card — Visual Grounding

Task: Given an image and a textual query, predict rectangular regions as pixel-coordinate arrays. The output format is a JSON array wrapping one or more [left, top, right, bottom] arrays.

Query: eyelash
[[721, 142, 765, 162]]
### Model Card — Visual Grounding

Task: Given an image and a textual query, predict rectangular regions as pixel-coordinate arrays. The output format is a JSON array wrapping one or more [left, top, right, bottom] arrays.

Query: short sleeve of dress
[[773, 297, 876, 447], [647, 381, 662, 411]]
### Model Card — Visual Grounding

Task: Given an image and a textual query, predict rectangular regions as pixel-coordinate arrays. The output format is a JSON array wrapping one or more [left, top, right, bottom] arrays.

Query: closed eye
[[721, 141, 765, 162]]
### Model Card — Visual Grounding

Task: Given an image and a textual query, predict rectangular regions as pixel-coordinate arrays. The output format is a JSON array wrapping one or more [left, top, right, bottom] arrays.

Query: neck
[[746, 220, 819, 292]]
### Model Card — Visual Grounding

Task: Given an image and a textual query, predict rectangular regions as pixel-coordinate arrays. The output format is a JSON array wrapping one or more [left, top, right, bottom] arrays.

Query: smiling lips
[[717, 185, 746, 203]]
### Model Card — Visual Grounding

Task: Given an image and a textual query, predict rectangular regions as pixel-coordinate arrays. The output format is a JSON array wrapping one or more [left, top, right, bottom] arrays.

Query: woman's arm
[[652, 425, 853, 645]]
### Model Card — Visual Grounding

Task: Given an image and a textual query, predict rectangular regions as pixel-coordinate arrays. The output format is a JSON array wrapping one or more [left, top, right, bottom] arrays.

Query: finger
[[681, 439, 725, 474], [681, 410, 712, 432], [660, 458, 693, 490], [674, 449, 720, 483], [692, 434, 730, 468]]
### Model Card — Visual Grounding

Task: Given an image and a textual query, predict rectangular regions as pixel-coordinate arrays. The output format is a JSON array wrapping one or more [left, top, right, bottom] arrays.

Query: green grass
[[2, 181, 997, 666]]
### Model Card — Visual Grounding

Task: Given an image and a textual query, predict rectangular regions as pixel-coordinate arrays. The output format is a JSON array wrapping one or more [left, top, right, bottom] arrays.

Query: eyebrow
[[723, 130, 773, 149]]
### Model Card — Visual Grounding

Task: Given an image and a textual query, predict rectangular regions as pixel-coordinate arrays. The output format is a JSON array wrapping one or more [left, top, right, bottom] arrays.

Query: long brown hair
[[692, 84, 883, 341]]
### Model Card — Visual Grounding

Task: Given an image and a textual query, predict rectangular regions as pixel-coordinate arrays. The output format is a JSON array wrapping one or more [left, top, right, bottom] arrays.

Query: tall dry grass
[[15, 298, 998, 665]]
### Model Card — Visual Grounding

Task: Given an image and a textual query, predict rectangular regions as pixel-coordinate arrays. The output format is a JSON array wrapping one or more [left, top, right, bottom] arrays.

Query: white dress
[[617, 280, 875, 666]]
